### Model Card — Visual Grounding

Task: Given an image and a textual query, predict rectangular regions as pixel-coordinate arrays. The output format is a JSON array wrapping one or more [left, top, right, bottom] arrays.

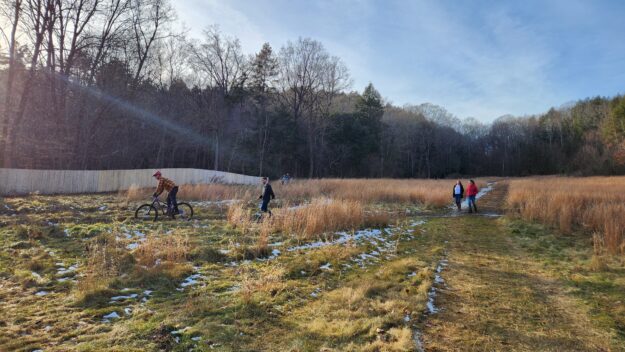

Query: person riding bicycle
[[153, 171, 179, 218]]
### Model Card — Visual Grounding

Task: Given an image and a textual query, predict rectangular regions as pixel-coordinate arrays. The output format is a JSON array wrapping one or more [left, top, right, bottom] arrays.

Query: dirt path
[[420, 182, 617, 352], [475, 181, 508, 214]]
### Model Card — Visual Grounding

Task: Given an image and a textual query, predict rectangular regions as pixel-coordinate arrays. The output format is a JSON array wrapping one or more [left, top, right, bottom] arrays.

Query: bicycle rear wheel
[[135, 204, 158, 221], [176, 202, 193, 220]]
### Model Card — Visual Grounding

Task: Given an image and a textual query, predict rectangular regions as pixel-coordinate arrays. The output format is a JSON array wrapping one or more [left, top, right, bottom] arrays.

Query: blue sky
[[173, 0, 625, 122]]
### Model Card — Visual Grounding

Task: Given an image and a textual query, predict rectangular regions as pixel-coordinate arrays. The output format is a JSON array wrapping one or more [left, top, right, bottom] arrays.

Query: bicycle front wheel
[[176, 202, 193, 220], [135, 204, 158, 221]]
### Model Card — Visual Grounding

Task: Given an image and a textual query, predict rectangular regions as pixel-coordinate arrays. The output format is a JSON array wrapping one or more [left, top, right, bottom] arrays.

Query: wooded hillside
[[1, 0, 624, 178]]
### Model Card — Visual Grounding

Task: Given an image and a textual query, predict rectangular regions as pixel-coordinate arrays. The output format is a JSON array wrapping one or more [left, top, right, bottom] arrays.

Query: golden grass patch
[[507, 176, 625, 254]]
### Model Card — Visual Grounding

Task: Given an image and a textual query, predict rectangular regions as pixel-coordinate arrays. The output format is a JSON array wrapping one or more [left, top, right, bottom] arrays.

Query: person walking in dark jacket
[[259, 177, 276, 217], [452, 180, 464, 211]]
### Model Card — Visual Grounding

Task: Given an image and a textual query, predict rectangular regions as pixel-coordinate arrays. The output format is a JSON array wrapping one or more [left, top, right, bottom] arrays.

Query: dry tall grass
[[227, 198, 390, 241], [77, 233, 131, 295], [277, 179, 460, 206], [134, 232, 190, 267], [125, 178, 484, 207], [124, 183, 256, 201], [507, 176, 625, 254]]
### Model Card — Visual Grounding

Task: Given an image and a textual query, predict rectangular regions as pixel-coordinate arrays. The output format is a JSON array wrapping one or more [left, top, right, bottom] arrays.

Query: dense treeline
[[1, 0, 625, 178]]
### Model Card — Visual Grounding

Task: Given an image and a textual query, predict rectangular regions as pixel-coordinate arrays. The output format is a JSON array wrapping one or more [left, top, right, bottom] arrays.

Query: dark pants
[[260, 199, 272, 216], [167, 186, 179, 216], [468, 195, 477, 213], [454, 195, 462, 209]]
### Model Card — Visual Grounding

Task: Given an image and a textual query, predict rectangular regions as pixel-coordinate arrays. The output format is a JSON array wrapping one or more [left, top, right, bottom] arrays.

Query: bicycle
[[134, 196, 193, 221]]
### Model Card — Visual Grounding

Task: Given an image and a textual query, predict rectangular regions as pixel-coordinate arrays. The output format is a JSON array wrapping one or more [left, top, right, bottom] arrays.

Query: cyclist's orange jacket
[[155, 177, 177, 196]]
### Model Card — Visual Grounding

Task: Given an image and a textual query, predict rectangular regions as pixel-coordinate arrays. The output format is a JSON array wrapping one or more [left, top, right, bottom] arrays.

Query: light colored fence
[[0, 168, 260, 195]]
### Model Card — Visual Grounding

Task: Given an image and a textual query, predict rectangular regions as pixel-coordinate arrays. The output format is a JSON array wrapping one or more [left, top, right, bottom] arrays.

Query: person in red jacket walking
[[466, 179, 479, 213]]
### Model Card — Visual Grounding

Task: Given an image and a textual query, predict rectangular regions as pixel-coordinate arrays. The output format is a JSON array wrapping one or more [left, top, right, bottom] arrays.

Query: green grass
[[0, 193, 440, 351], [1, 190, 624, 351]]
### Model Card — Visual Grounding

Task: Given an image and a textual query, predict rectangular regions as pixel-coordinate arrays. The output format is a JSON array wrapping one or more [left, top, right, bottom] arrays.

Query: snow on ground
[[426, 258, 449, 314], [176, 267, 204, 291], [56, 263, 78, 276], [109, 294, 138, 302], [189, 200, 238, 207], [102, 312, 121, 322], [319, 263, 332, 270], [287, 229, 385, 252], [269, 249, 280, 259]]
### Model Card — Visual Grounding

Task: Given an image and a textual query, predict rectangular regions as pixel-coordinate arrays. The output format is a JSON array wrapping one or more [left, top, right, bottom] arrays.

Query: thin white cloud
[[175, 0, 266, 50], [172, 0, 624, 122]]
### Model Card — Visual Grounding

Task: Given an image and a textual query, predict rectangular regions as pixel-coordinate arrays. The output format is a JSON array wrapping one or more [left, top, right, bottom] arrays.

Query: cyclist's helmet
[[153, 170, 162, 177]]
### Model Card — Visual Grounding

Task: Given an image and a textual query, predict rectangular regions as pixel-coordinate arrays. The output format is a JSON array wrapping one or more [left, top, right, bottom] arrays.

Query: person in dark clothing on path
[[452, 180, 464, 211], [153, 170, 179, 218], [259, 177, 275, 217], [466, 179, 479, 213]]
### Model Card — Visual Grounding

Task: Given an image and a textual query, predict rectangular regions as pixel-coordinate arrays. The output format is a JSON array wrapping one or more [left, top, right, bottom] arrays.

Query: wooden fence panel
[[0, 168, 259, 195]]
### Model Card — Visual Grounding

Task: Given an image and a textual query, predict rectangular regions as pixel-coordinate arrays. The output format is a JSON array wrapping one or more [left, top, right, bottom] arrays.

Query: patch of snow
[[35, 290, 48, 296], [171, 327, 189, 335], [102, 312, 120, 320], [407, 272, 417, 277], [179, 273, 202, 289], [413, 330, 425, 352], [57, 264, 78, 276], [426, 259, 448, 315], [218, 249, 230, 255], [124, 307, 132, 315], [64, 229, 71, 237], [99, 206, 107, 211], [109, 294, 138, 302], [31, 272, 42, 279], [288, 229, 383, 252], [270, 249, 280, 258], [319, 263, 332, 270], [191, 336, 201, 341], [126, 243, 139, 250], [410, 220, 426, 227]]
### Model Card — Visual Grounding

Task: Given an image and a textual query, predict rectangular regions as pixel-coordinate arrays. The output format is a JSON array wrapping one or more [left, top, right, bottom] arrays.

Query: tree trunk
[[214, 131, 219, 170], [1, 0, 23, 167], [308, 126, 315, 178]]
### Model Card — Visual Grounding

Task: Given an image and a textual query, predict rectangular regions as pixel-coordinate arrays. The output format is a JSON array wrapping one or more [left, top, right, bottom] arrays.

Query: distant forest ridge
[[1, 0, 625, 178]]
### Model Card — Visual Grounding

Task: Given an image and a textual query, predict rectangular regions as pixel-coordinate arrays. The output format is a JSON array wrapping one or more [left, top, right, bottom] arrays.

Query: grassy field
[[507, 176, 625, 254], [1, 178, 624, 351]]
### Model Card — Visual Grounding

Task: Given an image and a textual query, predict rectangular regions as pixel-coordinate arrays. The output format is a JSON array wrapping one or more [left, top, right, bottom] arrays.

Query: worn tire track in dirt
[[420, 182, 616, 352]]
